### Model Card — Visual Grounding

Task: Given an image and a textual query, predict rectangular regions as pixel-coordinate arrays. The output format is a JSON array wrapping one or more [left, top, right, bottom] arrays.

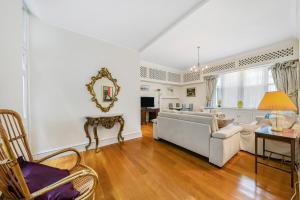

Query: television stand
[[141, 108, 160, 124]]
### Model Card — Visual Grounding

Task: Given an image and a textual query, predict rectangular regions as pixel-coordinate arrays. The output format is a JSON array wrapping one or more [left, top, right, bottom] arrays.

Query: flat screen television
[[141, 97, 154, 108]]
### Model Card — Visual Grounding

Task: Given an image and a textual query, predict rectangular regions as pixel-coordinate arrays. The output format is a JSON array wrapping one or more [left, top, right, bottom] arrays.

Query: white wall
[[179, 83, 206, 111], [0, 0, 23, 113], [140, 81, 181, 110], [141, 60, 206, 110], [29, 16, 141, 155], [140, 81, 207, 111], [140, 60, 207, 111]]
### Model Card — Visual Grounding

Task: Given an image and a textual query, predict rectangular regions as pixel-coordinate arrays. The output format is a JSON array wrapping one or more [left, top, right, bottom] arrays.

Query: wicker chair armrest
[[0, 159, 12, 166], [35, 148, 81, 170], [27, 169, 97, 200]]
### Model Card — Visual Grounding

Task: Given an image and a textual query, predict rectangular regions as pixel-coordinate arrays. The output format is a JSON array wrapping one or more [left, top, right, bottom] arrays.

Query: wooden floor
[[47, 124, 296, 200]]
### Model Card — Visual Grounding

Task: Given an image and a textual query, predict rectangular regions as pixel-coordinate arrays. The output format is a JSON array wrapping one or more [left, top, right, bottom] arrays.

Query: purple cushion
[[18, 157, 80, 200]]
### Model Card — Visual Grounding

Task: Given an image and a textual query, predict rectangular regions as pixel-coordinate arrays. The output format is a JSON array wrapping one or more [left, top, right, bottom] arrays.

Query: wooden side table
[[255, 126, 299, 187], [84, 114, 125, 152]]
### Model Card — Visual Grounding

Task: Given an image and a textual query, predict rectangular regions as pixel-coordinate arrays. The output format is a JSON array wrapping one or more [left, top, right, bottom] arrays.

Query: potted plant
[[217, 100, 222, 108], [237, 100, 243, 108]]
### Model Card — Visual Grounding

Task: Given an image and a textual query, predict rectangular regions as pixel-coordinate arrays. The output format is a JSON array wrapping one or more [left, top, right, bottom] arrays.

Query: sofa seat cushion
[[212, 125, 243, 139], [18, 157, 80, 200]]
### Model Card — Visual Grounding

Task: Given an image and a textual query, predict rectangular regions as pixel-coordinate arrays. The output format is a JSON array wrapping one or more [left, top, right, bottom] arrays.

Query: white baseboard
[[33, 131, 142, 160]]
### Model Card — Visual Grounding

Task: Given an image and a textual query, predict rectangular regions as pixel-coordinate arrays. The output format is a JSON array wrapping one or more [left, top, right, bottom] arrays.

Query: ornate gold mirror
[[86, 67, 120, 112]]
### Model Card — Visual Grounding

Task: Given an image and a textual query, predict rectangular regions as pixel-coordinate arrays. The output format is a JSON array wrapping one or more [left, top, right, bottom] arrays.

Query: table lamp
[[257, 91, 297, 131]]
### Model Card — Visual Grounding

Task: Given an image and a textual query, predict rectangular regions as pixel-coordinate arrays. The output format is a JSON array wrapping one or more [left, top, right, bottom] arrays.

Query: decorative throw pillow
[[255, 116, 271, 126], [280, 115, 296, 129], [18, 157, 79, 200]]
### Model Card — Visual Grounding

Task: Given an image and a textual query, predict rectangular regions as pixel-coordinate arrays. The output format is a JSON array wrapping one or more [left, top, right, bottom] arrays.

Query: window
[[214, 66, 276, 108]]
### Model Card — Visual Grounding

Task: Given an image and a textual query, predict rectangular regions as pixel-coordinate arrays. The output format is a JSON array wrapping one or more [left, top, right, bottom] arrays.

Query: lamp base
[[271, 126, 283, 132]]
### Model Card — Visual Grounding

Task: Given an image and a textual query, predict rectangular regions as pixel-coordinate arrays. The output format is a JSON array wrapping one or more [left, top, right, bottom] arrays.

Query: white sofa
[[157, 110, 242, 167]]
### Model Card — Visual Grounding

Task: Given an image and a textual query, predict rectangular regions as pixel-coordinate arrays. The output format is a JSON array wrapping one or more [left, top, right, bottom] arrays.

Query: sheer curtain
[[215, 66, 276, 108], [221, 71, 240, 107], [204, 75, 217, 107], [242, 68, 266, 108]]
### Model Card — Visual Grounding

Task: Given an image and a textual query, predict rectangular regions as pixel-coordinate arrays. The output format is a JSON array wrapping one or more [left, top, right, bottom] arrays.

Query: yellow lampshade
[[257, 91, 297, 112]]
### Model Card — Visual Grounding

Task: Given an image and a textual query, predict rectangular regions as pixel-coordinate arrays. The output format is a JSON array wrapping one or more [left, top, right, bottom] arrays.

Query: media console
[[141, 108, 160, 124]]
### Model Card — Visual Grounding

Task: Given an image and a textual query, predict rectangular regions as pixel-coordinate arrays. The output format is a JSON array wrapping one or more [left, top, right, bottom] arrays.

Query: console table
[[84, 114, 125, 152]]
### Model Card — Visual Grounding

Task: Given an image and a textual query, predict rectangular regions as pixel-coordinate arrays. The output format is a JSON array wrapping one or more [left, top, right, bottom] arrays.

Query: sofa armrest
[[292, 122, 300, 131], [212, 125, 243, 139], [239, 123, 259, 132]]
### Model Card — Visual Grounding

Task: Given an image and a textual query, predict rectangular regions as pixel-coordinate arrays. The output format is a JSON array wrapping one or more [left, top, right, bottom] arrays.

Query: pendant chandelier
[[190, 46, 208, 72]]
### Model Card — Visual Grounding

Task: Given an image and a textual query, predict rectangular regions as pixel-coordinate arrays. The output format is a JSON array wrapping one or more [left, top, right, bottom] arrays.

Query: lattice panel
[[168, 72, 181, 83], [203, 62, 236, 74], [140, 66, 147, 78], [238, 47, 294, 67], [149, 68, 167, 81], [183, 71, 201, 82]]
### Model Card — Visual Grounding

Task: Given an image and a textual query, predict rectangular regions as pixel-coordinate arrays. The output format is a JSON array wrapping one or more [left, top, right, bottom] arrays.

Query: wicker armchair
[[0, 109, 98, 200]]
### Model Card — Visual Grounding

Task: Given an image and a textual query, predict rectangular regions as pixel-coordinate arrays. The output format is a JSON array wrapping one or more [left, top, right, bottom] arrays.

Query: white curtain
[[271, 60, 299, 111], [204, 75, 217, 107], [221, 71, 240, 107], [242, 68, 266, 108]]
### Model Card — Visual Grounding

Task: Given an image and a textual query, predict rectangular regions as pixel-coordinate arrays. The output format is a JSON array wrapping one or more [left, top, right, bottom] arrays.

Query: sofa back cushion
[[178, 111, 219, 132], [158, 111, 219, 133]]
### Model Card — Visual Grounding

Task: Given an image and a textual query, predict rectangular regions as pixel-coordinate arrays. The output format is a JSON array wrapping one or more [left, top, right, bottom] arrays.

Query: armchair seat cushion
[[18, 157, 79, 200], [212, 125, 243, 139]]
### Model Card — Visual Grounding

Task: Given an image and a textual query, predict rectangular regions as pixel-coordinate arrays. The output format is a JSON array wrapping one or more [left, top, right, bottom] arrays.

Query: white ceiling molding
[[139, 0, 209, 52], [141, 39, 299, 85], [140, 61, 183, 85], [201, 39, 299, 76]]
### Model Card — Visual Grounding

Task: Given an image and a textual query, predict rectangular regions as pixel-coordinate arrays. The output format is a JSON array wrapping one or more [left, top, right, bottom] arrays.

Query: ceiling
[[25, 0, 298, 69], [25, 0, 204, 50], [141, 0, 298, 69]]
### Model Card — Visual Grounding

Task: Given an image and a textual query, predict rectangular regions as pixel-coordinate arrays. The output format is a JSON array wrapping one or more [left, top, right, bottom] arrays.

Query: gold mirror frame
[[86, 67, 120, 112]]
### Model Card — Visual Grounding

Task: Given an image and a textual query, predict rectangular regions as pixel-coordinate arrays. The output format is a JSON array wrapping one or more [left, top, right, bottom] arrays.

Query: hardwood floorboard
[[46, 123, 296, 200]]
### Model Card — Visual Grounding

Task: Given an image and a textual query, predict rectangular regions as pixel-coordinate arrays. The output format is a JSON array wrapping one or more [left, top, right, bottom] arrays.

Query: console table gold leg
[[118, 117, 125, 143], [93, 125, 100, 153], [84, 121, 92, 151]]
